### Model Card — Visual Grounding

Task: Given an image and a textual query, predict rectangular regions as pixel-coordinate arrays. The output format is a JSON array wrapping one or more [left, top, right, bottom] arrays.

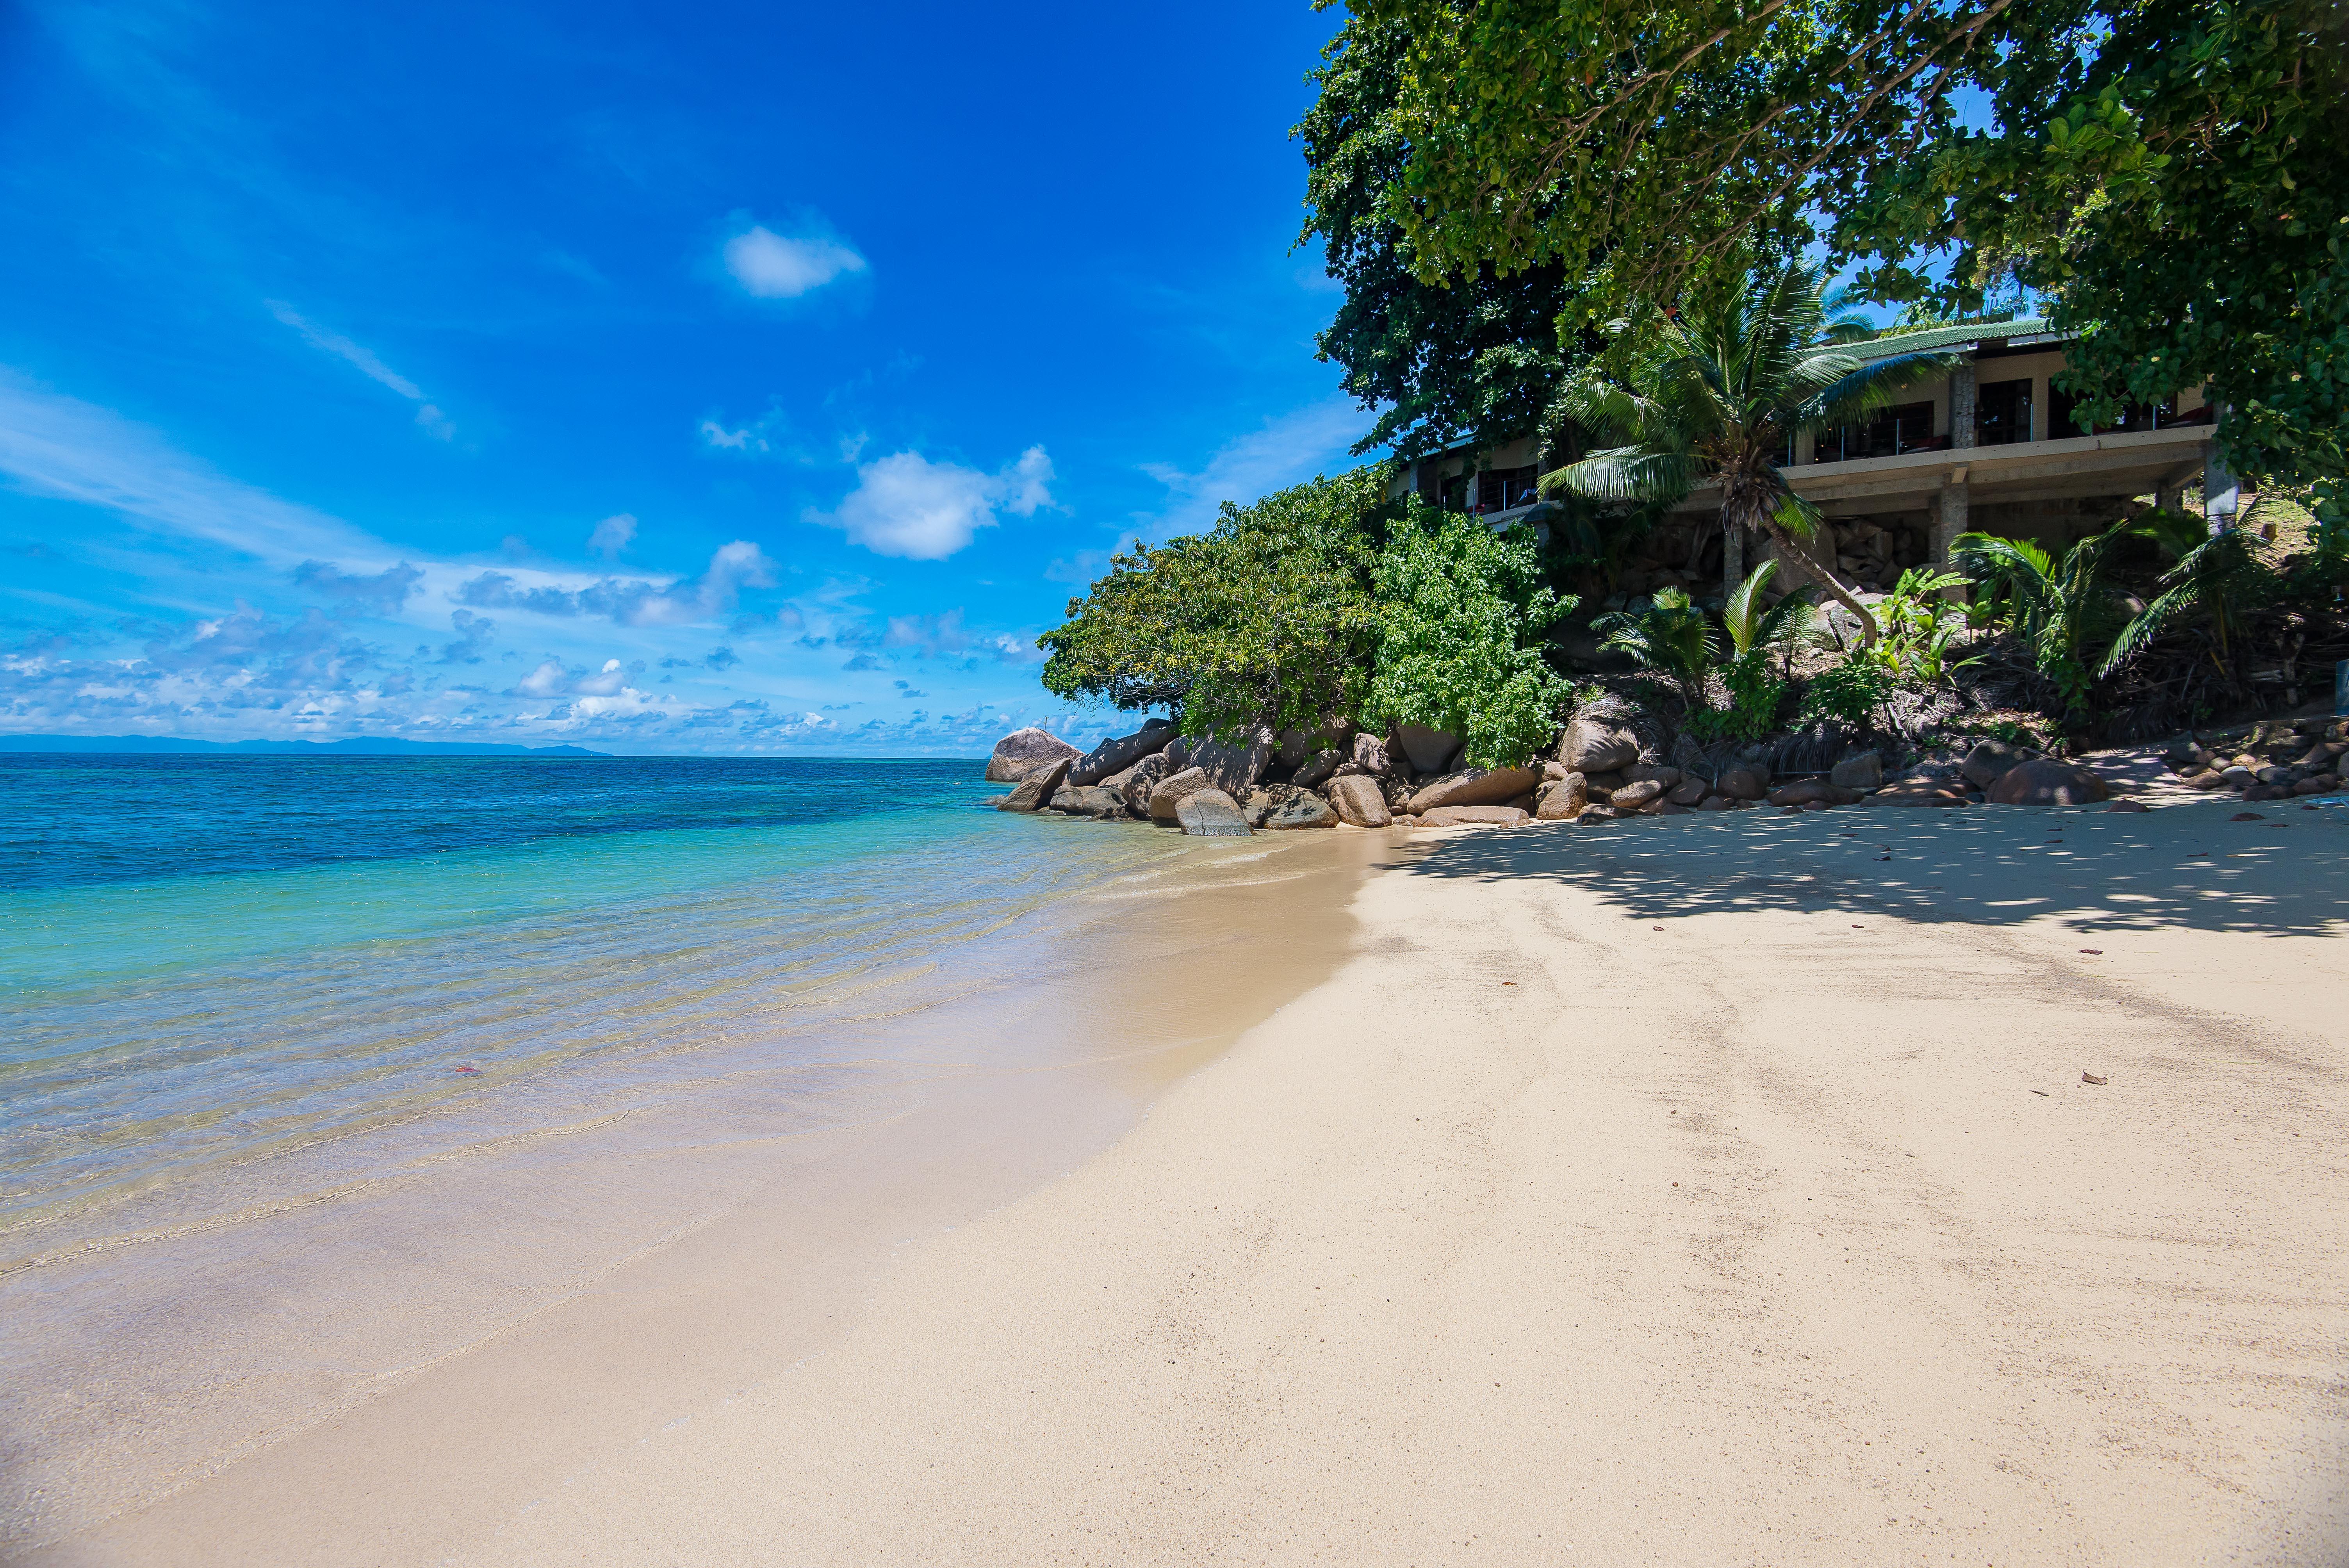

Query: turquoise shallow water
[[0, 754, 1195, 1245]]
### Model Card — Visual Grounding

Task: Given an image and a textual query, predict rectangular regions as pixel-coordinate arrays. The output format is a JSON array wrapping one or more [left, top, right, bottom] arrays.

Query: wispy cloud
[[1137, 397, 1374, 541], [808, 445, 1053, 560], [587, 513, 637, 559], [722, 224, 867, 299], [266, 301, 454, 440], [0, 370, 389, 565]]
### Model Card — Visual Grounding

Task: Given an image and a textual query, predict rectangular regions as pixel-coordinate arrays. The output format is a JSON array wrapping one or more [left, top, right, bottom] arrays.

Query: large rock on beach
[[1766, 780, 1863, 807], [1263, 793, 1338, 830], [1291, 749, 1345, 790], [996, 756, 1072, 811], [1610, 778, 1668, 811], [1830, 751, 1884, 790], [1716, 766, 1766, 801], [1986, 758, 2112, 806], [1407, 765, 1542, 816], [1175, 788, 1252, 837], [1181, 726, 1278, 797], [1349, 731, 1397, 777], [1559, 717, 1639, 776], [1392, 723, 1463, 776], [1147, 766, 1214, 821], [986, 727, 1081, 783], [1960, 738, 2036, 789], [1067, 720, 1174, 785], [1667, 777, 1708, 806], [1327, 775, 1392, 828], [1117, 754, 1171, 815], [1420, 804, 1530, 827], [1535, 773, 1588, 820]]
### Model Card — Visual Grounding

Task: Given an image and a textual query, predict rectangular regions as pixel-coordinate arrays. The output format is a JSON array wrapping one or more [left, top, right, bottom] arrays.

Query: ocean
[[0, 752, 1352, 1547]]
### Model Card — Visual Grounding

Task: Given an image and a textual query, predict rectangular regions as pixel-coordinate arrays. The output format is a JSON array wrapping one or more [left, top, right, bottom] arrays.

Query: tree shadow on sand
[[1385, 799, 2348, 940]]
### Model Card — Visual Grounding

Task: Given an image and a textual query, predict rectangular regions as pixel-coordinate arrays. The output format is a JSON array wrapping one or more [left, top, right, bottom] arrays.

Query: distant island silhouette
[[0, 734, 608, 757]]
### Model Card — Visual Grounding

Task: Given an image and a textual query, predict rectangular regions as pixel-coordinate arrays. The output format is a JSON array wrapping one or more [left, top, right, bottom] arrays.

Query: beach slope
[[58, 800, 2349, 1565]]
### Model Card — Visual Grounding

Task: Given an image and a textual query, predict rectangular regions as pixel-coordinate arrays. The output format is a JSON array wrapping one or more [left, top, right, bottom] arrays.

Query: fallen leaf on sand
[[2082, 1072, 2108, 1086], [2079, 948, 2103, 955]]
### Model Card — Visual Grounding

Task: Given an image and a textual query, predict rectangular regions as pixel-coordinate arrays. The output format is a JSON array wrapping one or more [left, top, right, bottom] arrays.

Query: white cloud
[[722, 225, 866, 299], [1138, 397, 1375, 541], [454, 539, 775, 627], [587, 513, 637, 559], [809, 445, 1054, 560], [0, 370, 388, 565], [267, 301, 453, 439]]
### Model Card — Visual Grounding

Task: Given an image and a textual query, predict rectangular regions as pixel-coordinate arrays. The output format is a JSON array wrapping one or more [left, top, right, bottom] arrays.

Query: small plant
[[1592, 586, 1719, 706], [1687, 562, 1811, 739], [1864, 566, 1973, 683], [1964, 717, 2042, 748], [1798, 654, 1895, 728]]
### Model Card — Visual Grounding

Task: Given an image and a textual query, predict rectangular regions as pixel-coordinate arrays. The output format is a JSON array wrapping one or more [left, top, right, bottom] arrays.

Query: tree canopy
[[1296, 13, 1581, 462], [1322, 0, 2349, 541], [1037, 471, 1385, 739]]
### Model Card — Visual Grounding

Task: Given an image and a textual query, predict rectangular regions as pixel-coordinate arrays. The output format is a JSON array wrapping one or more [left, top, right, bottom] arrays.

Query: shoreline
[[27, 798, 2349, 1564], [7, 823, 1387, 1563]]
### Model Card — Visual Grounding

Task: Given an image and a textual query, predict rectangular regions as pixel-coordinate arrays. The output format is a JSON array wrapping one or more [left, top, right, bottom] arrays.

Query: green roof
[[1848, 317, 2053, 362]]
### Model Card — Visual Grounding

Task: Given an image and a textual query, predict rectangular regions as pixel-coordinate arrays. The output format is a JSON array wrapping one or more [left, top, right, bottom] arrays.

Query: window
[[1830, 401, 1939, 461], [2051, 385, 2176, 438], [1477, 465, 1541, 512], [1975, 378, 2032, 445]]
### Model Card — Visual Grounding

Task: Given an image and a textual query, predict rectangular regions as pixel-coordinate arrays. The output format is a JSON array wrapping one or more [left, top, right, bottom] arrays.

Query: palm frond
[[1546, 448, 1703, 504]]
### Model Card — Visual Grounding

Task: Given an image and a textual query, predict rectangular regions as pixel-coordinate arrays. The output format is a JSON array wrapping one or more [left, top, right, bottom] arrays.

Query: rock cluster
[[2161, 718, 2349, 803], [979, 702, 2287, 837]]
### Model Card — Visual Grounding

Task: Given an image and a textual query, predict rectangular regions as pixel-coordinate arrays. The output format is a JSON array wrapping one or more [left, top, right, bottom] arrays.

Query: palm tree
[[1592, 585, 1717, 706], [1542, 258, 1958, 648], [1952, 531, 2130, 715], [2100, 525, 2275, 684]]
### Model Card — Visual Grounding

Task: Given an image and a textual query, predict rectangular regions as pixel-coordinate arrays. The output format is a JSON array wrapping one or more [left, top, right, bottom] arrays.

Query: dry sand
[[38, 797, 2349, 1565]]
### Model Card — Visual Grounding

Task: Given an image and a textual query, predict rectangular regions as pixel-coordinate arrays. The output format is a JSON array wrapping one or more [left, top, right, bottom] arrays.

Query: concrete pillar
[[2204, 431, 2240, 533], [1935, 473, 1971, 599], [1722, 516, 1745, 602], [1949, 363, 1977, 450]]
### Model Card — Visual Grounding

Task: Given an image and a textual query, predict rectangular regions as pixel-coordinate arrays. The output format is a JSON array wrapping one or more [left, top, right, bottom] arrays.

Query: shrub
[[1798, 655, 1895, 728], [1365, 504, 1576, 768]]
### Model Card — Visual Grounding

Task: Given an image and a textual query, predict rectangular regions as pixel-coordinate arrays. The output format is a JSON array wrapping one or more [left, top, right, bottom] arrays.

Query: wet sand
[[29, 799, 2349, 1565]]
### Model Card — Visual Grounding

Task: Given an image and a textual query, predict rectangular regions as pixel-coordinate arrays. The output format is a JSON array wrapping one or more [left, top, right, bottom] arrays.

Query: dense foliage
[[1346, 0, 1997, 324], [1363, 506, 1576, 768], [1838, 0, 2349, 543], [1327, 0, 2349, 542], [1037, 471, 1384, 739], [1295, 16, 1577, 461]]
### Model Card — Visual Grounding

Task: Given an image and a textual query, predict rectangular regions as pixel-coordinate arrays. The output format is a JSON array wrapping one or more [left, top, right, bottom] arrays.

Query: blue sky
[[0, 1, 1367, 754]]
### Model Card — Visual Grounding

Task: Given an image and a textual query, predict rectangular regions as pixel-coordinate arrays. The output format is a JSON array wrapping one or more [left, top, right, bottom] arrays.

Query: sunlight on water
[[0, 755, 1200, 1246]]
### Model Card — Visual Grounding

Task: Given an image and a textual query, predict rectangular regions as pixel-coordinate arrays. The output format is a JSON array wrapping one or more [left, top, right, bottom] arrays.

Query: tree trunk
[[1721, 512, 1745, 604], [1761, 519, 1880, 649]]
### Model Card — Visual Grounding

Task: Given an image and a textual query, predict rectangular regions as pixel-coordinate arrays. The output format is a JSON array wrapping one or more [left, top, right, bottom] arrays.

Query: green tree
[[1364, 506, 1576, 768], [1349, 0, 2000, 326], [1038, 471, 1385, 739], [1296, 14, 1579, 461], [2100, 528, 2278, 685], [1837, 0, 2349, 545], [1544, 257, 1955, 642]]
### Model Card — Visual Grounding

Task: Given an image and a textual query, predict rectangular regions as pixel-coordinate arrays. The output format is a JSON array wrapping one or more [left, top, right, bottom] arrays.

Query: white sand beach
[[39, 798, 2349, 1566]]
